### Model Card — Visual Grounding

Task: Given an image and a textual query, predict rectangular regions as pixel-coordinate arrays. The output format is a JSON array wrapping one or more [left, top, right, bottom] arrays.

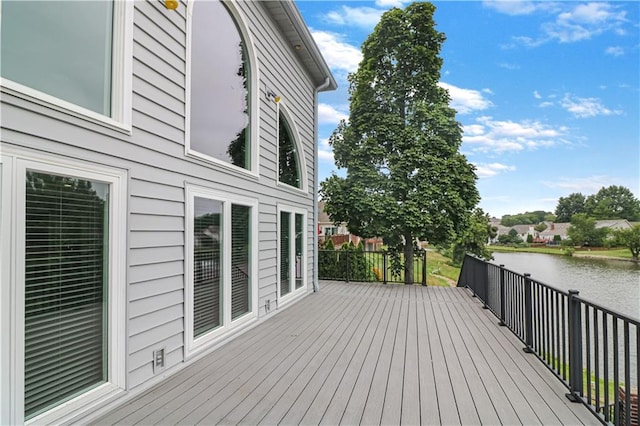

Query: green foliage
[[555, 186, 640, 222], [497, 228, 524, 245], [553, 234, 562, 243], [320, 2, 479, 284], [451, 207, 493, 265], [526, 234, 534, 243], [501, 211, 551, 226], [534, 222, 548, 232], [562, 247, 575, 256], [555, 193, 586, 222], [318, 241, 376, 281], [318, 239, 339, 278], [613, 225, 640, 261], [567, 213, 609, 247], [585, 185, 640, 220]]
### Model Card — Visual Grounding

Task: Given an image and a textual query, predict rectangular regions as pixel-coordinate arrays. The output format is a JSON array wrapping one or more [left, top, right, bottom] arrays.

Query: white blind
[[280, 212, 291, 296], [231, 205, 250, 320], [295, 213, 304, 289], [193, 197, 222, 338], [24, 172, 108, 419]]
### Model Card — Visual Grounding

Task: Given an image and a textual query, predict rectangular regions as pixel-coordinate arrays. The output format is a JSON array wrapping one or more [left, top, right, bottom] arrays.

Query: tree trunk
[[404, 233, 414, 285]]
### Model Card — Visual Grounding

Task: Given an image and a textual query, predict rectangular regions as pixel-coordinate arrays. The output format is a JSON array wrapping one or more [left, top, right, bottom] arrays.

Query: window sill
[[185, 148, 260, 179], [276, 181, 309, 196], [26, 382, 125, 426], [1, 79, 132, 135]]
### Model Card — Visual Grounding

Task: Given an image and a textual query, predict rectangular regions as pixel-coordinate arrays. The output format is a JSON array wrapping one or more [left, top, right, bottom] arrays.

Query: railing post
[[470, 258, 477, 297], [345, 251, 350, 283], [482, 262, 489, 309], [499, 265, 506, 326], [422, 250, 427, 286], [383, 252, 387, 284], [523, 273, 534, 353], [566, 289, 584, 403]]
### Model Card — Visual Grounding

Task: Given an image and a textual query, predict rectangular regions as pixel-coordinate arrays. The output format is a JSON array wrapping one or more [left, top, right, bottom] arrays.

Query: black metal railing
[[458, 254, 639, 426], [318, 249, 427, 285]]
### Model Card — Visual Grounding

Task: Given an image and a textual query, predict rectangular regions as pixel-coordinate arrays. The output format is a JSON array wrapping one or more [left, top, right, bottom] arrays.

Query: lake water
[[491, 252, 640, 320], [492, 252, 639, 389]]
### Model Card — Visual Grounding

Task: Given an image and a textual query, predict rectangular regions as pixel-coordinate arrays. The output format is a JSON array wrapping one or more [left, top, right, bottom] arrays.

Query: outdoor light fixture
[[165, 0, 178, 10], [266, 90, 281, 104]]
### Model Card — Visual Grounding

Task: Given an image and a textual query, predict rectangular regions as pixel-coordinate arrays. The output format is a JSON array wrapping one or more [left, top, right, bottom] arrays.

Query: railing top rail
[[465, 254, 640, 324], [486, 259, 570, 295], [578, 297, 640, 326]]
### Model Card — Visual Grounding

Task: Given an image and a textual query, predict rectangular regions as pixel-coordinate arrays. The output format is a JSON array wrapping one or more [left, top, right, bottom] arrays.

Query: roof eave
[[263, 1, 338, 92]]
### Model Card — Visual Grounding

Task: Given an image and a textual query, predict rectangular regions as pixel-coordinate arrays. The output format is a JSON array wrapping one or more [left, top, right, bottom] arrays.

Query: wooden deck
[[93, 281, 598, 425]]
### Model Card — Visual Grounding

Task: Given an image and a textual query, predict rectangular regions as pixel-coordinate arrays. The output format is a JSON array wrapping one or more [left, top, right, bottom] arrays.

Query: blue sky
[[296, 1, 640, 218]]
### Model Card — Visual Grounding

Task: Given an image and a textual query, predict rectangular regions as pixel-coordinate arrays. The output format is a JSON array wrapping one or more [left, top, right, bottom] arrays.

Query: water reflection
[[492, 252, 640, 320]]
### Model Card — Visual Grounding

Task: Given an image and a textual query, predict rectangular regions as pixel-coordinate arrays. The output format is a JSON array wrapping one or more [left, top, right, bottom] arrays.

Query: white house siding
[[0, 0, 334, 423]]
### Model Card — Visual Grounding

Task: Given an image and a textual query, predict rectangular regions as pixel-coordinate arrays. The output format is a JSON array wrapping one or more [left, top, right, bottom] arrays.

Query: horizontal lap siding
[[2, 0, 321, 399]]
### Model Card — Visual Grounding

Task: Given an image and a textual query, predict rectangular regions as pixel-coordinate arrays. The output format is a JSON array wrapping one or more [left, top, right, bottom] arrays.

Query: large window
[[187, 0, 256, 171], [186, 186, 257, 355], [0, 152, 126, 424], [279, 206, 306, 299], [0, 1, 132, 128], [278, 113, 302, 189]]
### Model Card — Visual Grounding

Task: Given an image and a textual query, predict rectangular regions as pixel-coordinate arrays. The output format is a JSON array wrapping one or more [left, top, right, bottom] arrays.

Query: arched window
[[188, 0, 254, 170], [278, 112, 302, 189]]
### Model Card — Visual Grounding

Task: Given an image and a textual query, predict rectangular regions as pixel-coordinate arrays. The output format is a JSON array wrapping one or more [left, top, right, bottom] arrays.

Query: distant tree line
[[554, 185, 640, 222]]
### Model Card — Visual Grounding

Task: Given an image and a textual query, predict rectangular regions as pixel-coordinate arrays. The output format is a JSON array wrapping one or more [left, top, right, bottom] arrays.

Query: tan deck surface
[[93, 281, 598, 425]]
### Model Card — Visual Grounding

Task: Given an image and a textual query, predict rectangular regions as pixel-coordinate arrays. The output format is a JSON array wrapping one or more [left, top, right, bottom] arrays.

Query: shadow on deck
[[93, 281, 597, 425]]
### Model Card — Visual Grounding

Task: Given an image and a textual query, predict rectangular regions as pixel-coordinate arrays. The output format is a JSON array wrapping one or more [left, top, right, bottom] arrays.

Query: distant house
[[539, 222, 572, 241], [595, 219, 632, 231], [317, 201, 384, 251], [0, 1, 336, 424]]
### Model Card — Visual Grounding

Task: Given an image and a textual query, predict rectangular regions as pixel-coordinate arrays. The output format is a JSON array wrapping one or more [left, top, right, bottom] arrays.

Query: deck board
[[92, 281, 599, 426]]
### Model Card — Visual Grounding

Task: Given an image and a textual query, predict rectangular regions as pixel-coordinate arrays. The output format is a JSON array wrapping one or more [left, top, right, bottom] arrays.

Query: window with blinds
[[193, 197, 222, 338], [231, 205, 250, 320], [280, 211, 291, 296], [187, 189, 254, 350], [295, 213, 304, 289], [24, 171, 108, 420]]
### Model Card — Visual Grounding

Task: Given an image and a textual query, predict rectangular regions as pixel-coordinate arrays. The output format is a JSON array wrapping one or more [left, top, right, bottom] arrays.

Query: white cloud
[[474, 162, 517, 178], [482, 1, 543, 16], [375, 0, 410, 8], [318, 137, 335, 163], [438, 82, 493, 115], [542, 175, 617, 193], [498, 62, 521, 70], [533, 90, 542, 99], [311, 30, 362, 74], [538, 101, 554, 108], [325, 6, 384, 29], [605, 46, 624, 56], [463, 116, 568, 153], [318, 103, 348, 125], [560, 94, 622, 118], [496, 2, 628, 47]]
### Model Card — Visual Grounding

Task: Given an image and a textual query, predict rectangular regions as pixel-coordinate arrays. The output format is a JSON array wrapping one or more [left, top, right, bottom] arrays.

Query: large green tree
[[584, 185, 640, 220], [320, 2, 479, 284], [566, 213, 609, 247], [555, 193, 586, 222], [614, 225, 640, 261]]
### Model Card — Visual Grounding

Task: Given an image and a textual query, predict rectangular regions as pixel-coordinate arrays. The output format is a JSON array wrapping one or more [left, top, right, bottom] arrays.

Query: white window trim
[[0, 0, 133, 134], [185, 184, 258, 358], [185, 0, 260, 177], [276, 101, 309, 194], [0, 148, 127, 425], [277, 204, 308, 304]]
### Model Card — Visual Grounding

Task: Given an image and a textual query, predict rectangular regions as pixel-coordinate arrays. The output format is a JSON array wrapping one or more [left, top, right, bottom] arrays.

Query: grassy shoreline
[[490, 245, 635, 261]]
